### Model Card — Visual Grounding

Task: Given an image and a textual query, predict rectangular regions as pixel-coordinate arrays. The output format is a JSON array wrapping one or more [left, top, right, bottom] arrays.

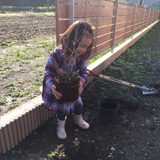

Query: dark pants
[[57, 106, 82, 120]]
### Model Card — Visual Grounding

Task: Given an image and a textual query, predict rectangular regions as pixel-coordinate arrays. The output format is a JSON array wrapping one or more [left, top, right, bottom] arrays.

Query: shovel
[[87, 69, 157, 95]]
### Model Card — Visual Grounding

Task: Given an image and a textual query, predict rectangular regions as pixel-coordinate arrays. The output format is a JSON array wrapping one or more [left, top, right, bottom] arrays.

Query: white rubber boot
[[74, 114, 89, 129], [57, 118, 67, 139]]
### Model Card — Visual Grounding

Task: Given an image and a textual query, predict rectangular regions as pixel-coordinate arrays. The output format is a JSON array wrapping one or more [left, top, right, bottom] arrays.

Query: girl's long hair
[[61, 20, 94, 60]]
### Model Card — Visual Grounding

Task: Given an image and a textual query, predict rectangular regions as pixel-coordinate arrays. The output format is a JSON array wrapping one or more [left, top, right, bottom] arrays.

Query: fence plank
[[96, 33, 112, 45], [23, 113, 29, 137], [116, 21, 133, 30], [99, 7, 115, 17], [95, 40, 112, 52], [10, 120, 18, 146], [15, 117, 22, 142], [135, 21, 142, 26], [134, 25, 142, 32], [99, 0, 115, 8], [136, 14, 143, 19], [30, 108, 35, 131], [117, 15, 134, 23], [143, 22, 148, 27], [115, 26, 132, 37], [58, 3, 68, 19], [75, 0, 115, 7], [59, 0, 68, 2], [6, 123, 15, 149], [45, 107, 49, 121], [58, 20, 69, 34], [0, 128, 6, 153], [27, 110, 32, 134], [118, 9, 135, 16], [115, 30, 132, 43], [3, 125, 11, 151], [74, 5, 114, 18], [39, 104, 43, 125], [75, 0, 98, 6], [96, 25, 113, 37], [33, 107, 38, 129], [137, 7, 144, 14], [118, 3, 135, 10], [74, 5, 97, 17], [135, 19, 143, 24], [19, 115, 25, 139], [88, 17, 114, 27], [36, 105, 41, 127]]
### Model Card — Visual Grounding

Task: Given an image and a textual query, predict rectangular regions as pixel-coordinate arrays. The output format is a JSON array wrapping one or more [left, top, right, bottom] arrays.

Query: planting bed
[[0, 14, 55, 44], [1, 20, 160, 159]]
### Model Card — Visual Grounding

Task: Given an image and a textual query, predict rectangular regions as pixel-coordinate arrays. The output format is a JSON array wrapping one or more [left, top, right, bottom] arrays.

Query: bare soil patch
[[1, 22, 160, 160], [0, 14, 55, 44]]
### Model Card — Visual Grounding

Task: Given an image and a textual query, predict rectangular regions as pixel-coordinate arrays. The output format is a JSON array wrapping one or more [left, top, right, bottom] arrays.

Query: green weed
[[10, 101, 19, 109], [0, 97, 7, 105], [5, 82, 16, 89]]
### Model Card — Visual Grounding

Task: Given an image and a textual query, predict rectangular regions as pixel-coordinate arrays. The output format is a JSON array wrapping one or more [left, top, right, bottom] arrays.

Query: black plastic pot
[[98, 98, 119, 123], [56, 83, 80, 102]]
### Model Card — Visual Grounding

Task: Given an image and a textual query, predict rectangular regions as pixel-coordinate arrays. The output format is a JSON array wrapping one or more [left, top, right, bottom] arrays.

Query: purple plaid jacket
[[42, 45, 88, 114]]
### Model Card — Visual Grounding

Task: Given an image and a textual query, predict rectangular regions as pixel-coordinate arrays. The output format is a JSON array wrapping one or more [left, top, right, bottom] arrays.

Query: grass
[[0, 37, 55, 113]]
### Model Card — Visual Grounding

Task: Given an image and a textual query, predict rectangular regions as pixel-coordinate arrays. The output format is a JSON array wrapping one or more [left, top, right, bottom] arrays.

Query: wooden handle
[[99, 75, 136, 88]]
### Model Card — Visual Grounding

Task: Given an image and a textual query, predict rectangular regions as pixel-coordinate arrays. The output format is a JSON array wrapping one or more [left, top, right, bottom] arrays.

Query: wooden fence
[[55, 0, 160, 58]]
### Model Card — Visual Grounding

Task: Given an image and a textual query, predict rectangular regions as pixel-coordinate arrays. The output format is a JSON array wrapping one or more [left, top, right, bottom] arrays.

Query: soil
[[0, 15, 55, 44], [1, 20, 160, 160], [0, 14, 55, 114]]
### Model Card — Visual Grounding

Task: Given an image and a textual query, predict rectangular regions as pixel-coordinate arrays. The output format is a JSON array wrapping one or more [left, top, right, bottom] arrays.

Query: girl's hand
[[51, 85, 62, 100], [79, 81, 82, 93]]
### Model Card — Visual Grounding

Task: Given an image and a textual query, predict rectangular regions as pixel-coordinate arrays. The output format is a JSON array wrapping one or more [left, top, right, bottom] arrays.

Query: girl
[[42, 20, 95, 139]]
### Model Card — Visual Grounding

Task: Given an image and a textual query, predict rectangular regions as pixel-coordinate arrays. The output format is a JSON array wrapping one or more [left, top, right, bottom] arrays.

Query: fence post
[[55, 0, 60, 46], [131, 4, 137, 39], [111, 0, 118, 53], [154, 10, 156, 21], [151, 9, 154, 23], [152, 9, 154, 23], [47, 0, 49, 11], [147, 8, 151, 27], [154, 10, 156, 22], [153, 10, 155, 22], [69, 0, 74, 26], [141, 7, 146, 32]]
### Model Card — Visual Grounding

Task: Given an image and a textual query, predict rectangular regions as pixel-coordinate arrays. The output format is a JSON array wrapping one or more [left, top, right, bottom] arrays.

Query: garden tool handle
[[87, 69, 136, 88], [87, 69, 99, 77]]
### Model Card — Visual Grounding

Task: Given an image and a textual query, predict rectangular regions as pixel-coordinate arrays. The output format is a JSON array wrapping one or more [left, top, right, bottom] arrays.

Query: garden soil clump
[[1, 23, 160, 160]]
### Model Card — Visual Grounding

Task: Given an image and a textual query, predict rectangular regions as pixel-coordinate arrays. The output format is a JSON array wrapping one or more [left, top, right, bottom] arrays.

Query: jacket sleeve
[[79, 61, 88, 87], [43, 53, 57, 90]]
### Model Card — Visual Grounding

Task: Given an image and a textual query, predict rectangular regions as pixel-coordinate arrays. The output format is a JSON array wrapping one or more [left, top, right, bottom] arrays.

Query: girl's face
[[77, 36, 93, 56]]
